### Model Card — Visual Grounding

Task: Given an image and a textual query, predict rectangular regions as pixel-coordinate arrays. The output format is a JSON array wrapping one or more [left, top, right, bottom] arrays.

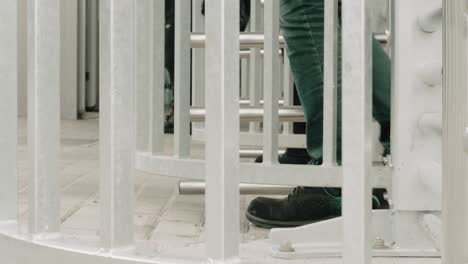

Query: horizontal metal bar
[[135, 153, 392, 188], [240, 149, 286, 158], [239, 99, 284, 106], [192, 129, 307, 148], [0, 224, 440, 260], [239, 49, 283, 59], [191, 32, 285, 49], [193, 32, 385, 50], [374, 32, 389, 45], [179, 181, 294, 195], [190, 106, 304, 122]]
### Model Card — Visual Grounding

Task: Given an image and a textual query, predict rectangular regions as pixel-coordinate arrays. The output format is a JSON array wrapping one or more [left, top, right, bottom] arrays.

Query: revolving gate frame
[[0, 0, 466, 263]]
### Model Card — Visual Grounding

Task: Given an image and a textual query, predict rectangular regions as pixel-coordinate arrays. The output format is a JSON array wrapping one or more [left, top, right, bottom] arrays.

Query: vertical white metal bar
[[442, 1, 468, 263], [86, 0, 99, 109], [279, 52, 284, 106], [241, 58, 249, 99], [17, 0, 27, 118], [27, 0, 61, 234], [99, 0, 135, 248], [192, 0, 205, 134], [174, 0, 191, 158], [60, 0, 79, 120], [282, 48, 294, 135], [0, 0, 17, 222], [323, 0, 339, 166], [205, 0, 240, 261], [151, 0, 166, 154], [387, 0, 393, 59], [78, 0, 87, 115], [249, 0, 263, 133], [263, 0, 281, 164], [135, 0, 153, 152], [342, 0, 373, 262], [135, 0, 165, 154]]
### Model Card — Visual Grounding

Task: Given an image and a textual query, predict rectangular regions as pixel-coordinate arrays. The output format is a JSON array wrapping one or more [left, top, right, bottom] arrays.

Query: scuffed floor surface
[[16, 118, 441, 264]]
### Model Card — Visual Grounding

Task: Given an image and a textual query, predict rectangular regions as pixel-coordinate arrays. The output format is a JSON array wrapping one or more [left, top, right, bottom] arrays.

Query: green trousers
[[280, 0, 391, 161]]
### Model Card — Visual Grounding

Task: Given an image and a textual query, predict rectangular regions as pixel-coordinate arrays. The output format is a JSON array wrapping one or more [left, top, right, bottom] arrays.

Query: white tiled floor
[[15, 118, 441, 263]]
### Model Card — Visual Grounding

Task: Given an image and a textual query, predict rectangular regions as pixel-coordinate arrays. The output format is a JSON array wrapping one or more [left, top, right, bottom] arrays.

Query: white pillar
[[99, 0, 136, 249], [27, 0, 61, 234], [342, 0, 373, 263], [0, 0, 18, 222], [442, 0, 468, 263], [205, 0, 240, 261]]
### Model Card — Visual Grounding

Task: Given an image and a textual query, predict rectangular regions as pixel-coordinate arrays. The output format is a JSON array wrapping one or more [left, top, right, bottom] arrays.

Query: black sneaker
[[255, 148, 311, 164], [246, 187, 388, 229]]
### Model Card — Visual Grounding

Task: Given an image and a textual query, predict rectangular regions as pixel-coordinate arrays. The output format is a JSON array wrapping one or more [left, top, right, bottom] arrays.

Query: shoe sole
[[245, 211, 338, 229]]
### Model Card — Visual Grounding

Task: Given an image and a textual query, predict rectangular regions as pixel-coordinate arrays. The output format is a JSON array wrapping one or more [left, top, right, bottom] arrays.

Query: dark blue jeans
[[280, 0, 391, 161]]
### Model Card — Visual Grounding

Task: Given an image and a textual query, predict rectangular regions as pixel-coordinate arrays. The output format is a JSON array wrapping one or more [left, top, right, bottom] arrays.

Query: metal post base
[[269, 210, 440, 259]]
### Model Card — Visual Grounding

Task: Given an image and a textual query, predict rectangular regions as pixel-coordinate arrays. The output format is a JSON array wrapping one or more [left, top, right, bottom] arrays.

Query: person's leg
[[371, 39, 391, 154], [280, 0, 327, 161], [281, 0, 391, 161], [246, 0, 391, 228]]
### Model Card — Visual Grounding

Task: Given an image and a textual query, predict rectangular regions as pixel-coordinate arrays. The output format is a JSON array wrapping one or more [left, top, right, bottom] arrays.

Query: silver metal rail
[[239, 49, 283, 59], [239, 149, 286, 158], [191, 32, 285, 49], [190, 106, 305, 122], [239, 99, 284, 106], [374, 32, 389, 44], [179, 181, 294, 195]]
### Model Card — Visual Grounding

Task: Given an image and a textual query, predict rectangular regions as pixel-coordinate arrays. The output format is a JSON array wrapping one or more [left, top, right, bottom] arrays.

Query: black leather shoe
[[246, 187, 388, 229]]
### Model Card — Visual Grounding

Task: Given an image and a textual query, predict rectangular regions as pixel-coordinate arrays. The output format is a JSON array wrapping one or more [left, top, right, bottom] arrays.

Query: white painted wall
[[17, 0, 79, 120]]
